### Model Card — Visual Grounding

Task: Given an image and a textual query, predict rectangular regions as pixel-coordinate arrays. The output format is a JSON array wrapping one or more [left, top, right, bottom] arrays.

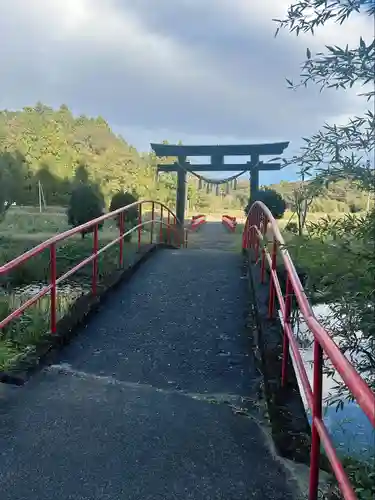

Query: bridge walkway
[[0, 224, 299, 499]]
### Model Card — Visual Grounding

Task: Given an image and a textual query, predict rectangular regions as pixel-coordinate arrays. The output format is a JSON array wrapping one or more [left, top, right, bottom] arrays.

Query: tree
[[109, 191, 139, 241], [245, 188, 286, 219], [0, 104, 259, 213], [0, 188, 12, 222], [274, 3, 375, 464], [274, 1, 375, 193], [0, 105, 172, 207], [67, 184, 105, 238], [0, 163, 12, 221], [291, 175, 325, 235], [109, 190, 139, 224], [0, 151, 29, 220]]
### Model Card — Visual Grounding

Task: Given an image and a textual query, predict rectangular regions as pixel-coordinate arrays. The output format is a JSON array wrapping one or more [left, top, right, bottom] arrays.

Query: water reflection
[[11, 282, 89, 298], [280, 304, 374, 461]]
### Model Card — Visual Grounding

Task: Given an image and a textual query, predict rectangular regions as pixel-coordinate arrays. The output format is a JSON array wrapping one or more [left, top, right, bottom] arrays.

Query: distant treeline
[[0, 103, 247, 212], [0, 103, 370, 215], [234, 178, 371, 213], [270, 179, 371, 213]]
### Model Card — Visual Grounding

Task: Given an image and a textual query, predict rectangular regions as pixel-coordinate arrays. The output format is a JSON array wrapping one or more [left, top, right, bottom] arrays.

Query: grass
[[9, 205, 66, 214], [0, 234, 141, 288], [0, 205, 162, 287], [0, 292, 74, 371], [205, 210, 356, 255], [322, 455, 375, 500], [1, 206, 137, 239], [237, 210, 368, 299]]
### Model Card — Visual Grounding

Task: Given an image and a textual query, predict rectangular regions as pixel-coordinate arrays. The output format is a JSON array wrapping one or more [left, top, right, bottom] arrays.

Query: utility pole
[[38, 181, 42, 213], [38, 181, 47, 212]]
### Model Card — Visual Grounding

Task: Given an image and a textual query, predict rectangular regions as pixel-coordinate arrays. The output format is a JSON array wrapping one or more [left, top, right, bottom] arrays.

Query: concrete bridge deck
[[0, 224, 299, 499]]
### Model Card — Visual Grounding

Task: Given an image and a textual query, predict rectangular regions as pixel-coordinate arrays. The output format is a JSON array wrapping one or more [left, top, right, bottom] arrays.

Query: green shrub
[[109, 191, 139, 242], [324, 456, 375, 500], [245, 188, 286, 219], [67, 184, 105, 238], [285, 221, 298, 234], [0, 293, 73, 370], [109, 191, 138, 221], [349, 203, 361, 214]]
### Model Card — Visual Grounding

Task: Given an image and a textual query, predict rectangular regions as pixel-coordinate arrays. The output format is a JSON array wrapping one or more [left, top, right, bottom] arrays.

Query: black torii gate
[[150, 142, 289, 226]]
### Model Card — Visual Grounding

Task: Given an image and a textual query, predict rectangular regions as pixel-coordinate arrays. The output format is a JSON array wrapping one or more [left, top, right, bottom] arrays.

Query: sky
[[0, 0, 373, 184]]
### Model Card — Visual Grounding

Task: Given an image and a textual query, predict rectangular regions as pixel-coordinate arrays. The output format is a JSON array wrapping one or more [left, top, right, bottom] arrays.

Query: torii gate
[[150, 142, 290, 226]]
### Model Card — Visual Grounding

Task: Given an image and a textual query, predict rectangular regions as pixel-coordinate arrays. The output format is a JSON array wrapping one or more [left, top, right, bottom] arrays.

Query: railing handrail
[[243, 200, 375, 500], [0, 200, 184, 334], [247, 201, 375, 424], [0, 200, 180, 275]]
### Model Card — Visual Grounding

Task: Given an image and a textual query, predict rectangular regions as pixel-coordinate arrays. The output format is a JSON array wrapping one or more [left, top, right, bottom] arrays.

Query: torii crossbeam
[[150, 142, 289, 226]]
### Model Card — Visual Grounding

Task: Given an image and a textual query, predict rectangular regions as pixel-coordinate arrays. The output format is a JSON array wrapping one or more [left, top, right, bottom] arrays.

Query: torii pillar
[[176, 156, 187, 226]]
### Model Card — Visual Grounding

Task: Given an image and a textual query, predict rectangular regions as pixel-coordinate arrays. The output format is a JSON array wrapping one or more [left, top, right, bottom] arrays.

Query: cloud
[[0, 0, 371, 162]]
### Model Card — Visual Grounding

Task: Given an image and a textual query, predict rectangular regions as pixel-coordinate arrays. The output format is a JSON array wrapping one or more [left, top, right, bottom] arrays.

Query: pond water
[[281, 304, 375, 462], [0, 282, 90, 312], [11, 282, 89, 298]]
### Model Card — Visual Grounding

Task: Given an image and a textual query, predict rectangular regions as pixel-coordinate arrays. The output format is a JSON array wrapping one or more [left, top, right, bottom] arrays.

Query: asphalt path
[[0, 224, 298, 499]]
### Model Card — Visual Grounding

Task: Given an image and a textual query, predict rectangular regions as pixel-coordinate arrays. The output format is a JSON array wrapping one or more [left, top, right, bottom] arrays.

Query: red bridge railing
[[0, 201, 185, 336], [222, 215, 237, 232], [190, 214, 206, 230], [242, 201, 375, 500]]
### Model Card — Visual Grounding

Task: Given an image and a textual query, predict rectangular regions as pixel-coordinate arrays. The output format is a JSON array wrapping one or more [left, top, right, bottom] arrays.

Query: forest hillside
[[0, 104, 369, 214]]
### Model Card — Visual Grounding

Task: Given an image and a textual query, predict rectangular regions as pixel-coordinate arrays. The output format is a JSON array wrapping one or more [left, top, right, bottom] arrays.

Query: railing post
[[150, 202, 155, 244], [281, 275, 293, 387], [92, 224, 99, 296], [260, 215, 268, 284], [167, 211, 171, 245], [173, 215, 178, 246], [159, 205, 163, 243], [138, 203, 142, 251], [254, 216, 260, 263], [247, 218, 252, 252], [250, 210, 258, 262], [119, 211, 124, 268], [50, 243, 57, 334], [257, 207, 261, 231], [268, 238, 277, 318], [250, 206, 260, 264], [242, 219, 248, 251], [309, 340, 323, 500]]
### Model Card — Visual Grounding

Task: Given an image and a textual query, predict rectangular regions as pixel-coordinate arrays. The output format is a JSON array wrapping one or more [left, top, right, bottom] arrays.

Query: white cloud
[[0, 0, 371, 174]]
